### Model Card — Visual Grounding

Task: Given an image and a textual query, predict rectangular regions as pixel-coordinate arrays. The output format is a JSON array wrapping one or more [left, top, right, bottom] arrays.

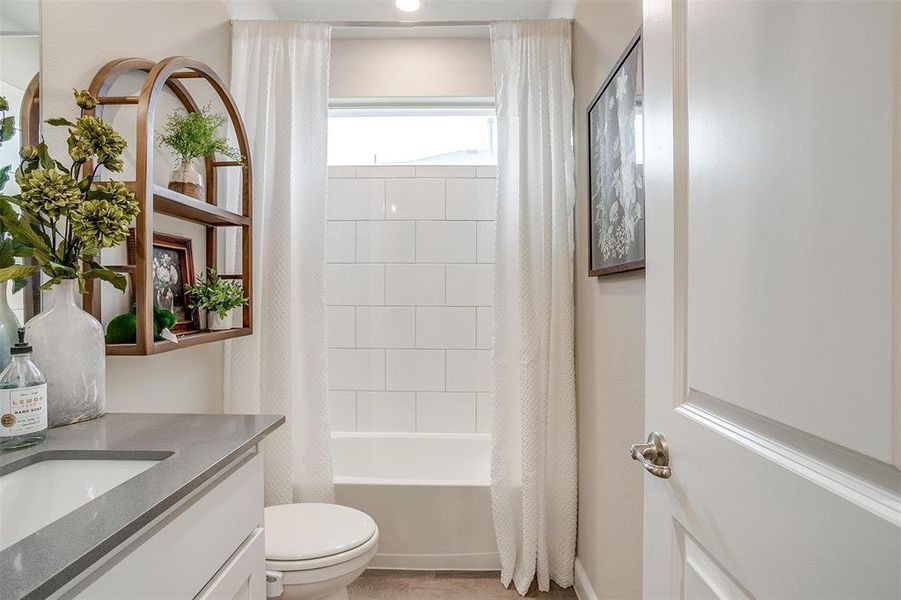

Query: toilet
[[264, 503, 379, 600]]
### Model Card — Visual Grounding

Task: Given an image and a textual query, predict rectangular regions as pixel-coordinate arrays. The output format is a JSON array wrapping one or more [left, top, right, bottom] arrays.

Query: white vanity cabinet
[[58, 451, 266, 600]]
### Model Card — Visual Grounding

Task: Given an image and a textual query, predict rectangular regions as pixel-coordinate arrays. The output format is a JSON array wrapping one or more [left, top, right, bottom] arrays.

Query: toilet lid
[[264, 503, 377, 561]]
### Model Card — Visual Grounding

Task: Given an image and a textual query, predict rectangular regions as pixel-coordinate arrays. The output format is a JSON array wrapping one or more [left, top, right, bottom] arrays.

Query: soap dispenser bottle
[[0, 328, 47, 450]]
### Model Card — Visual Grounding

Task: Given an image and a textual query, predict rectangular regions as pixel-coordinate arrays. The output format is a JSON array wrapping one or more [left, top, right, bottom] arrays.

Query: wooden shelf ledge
[[106, 327, 251, 356], [98, 96, 140, 105], [125, 182, 249, 227]]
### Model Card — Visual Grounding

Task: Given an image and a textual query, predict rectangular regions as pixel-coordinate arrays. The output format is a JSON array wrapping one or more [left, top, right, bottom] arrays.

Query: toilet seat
[[264, 503, 378, 572]]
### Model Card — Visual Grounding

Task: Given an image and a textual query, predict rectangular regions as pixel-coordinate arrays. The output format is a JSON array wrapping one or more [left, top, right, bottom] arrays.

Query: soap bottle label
[[0, 384, 47, 436]]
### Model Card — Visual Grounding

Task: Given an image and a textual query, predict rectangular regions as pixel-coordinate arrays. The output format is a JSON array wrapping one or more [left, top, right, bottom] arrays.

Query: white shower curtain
[[489, 19, 577, 595], [225, 20, 333, 505]]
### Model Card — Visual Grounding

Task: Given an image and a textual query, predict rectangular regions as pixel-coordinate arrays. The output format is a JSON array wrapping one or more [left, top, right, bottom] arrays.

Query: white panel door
[[641, 1, 901, 598]]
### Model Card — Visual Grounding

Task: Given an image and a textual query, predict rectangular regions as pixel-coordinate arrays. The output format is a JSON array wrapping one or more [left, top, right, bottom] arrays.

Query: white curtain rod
[[230, 19, 570, 28]]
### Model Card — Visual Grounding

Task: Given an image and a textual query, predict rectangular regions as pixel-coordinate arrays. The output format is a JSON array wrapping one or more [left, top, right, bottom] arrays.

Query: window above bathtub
[[327, 97, 497, 166]]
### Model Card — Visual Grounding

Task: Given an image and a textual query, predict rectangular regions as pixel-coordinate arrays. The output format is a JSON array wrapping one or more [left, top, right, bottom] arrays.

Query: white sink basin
[[0, 458, 159, 550]]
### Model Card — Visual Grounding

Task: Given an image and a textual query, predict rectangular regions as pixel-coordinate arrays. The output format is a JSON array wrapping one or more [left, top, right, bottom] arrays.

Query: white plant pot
[[207, 310, 232, 331], [168, 158, 204, 200], [25, 279, 105, 428]]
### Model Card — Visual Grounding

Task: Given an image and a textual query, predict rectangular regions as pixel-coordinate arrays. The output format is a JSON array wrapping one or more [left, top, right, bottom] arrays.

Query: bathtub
[[332, 432, 499, 570]]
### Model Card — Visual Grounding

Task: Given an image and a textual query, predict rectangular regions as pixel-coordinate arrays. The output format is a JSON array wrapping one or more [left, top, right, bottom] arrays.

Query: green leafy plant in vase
[[157, 103, 242, 201], [0, 89, 139, 427], [185, 268, 248, 331]]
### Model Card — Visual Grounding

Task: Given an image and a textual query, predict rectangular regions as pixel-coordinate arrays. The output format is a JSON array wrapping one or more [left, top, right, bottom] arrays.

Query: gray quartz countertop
[[0, 412, 284, 600]]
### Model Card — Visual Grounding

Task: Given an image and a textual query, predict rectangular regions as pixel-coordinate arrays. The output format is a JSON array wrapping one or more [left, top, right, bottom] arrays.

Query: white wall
[[568, 0, 646, 598], [326, 164, 496, 433], [329, 37, 493, 98], [41, 0, 238, 414]]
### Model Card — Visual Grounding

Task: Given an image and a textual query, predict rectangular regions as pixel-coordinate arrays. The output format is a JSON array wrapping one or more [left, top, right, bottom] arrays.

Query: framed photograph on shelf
[[127, 231, 199, 333], [587, 29, 645, 277]]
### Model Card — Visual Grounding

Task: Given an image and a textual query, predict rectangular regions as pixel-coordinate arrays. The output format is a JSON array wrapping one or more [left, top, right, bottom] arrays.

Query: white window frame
[[327, 97, 497, 166]]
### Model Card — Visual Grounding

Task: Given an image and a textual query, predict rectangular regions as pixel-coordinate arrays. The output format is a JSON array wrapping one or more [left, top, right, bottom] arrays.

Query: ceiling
[[268, 0, 553, 21], [229, 0, 557, 38], [3, 0, 558, 36]]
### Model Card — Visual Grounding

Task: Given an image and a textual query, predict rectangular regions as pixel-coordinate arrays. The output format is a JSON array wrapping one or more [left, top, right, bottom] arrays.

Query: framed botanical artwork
[[127, 231, 199, 333], [587, 29, 645, 276]]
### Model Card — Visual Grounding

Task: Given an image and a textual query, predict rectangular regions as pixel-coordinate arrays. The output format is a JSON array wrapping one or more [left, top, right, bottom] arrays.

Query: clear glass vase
[[0, 280, 21, 371], [25, 279, 105, 427]]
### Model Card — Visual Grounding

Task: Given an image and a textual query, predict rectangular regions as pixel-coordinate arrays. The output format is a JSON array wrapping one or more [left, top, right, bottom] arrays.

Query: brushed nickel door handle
[[630, 432, 672, 479]]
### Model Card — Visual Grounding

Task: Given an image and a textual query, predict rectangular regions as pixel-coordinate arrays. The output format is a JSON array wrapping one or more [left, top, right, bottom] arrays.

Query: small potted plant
[[157, 103, 242, 200], [186, 268, 248, 331]]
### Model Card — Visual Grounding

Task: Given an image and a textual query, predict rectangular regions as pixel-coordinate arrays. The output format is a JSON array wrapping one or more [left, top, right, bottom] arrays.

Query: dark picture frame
[[127, 231, 199, 333], [587, 29, 645, 277]]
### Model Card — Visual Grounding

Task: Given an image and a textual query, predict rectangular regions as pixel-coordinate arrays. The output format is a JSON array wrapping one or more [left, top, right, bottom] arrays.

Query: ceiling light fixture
[[395, 0, 421, 13]]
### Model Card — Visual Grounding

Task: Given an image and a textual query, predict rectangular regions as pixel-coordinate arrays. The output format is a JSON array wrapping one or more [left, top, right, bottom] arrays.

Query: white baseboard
[[574, 557, 598, 600], [369, 552, 501, 571]]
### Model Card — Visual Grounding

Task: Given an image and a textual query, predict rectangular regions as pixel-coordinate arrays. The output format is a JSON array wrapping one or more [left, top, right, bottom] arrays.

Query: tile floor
[[347, 570, 577, 599]]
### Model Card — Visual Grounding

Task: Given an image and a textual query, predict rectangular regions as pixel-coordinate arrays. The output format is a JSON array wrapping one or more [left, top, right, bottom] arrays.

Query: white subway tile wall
[[386, 349, 446, 391], [446, 178, 497, 221], [326, 166, 496, 433], [356, 307, 416, 348], [326, 221, 356, 263], [416, 307, 476, 349], [329, 391, 357, 431], [327, 178, 386, 220], [446, 349, 492, 393], [446, 264, 494, 307], [385, 264, 446, 306], [476, 307, 493, 350], [355, 165, 415, 179], [416, 392, 477, 433], [327, 306, 356, 348], [476, 392, 492, 434], [476, 221, 496, 263], [386, 179, 446, 220], [414, 165, 477, 178], [329, 348, 386, 391], [356, 221, 416, 263], [327, 166, 357, 179], [327, 264, 385, 306], [356, 391, 416, 432], [416, 221, 477, 263]]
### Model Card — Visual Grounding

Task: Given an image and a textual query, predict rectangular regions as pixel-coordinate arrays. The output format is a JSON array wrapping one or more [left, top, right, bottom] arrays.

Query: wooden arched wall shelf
[[20, 73, 40, 147], [83, 57, 253, 355]]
